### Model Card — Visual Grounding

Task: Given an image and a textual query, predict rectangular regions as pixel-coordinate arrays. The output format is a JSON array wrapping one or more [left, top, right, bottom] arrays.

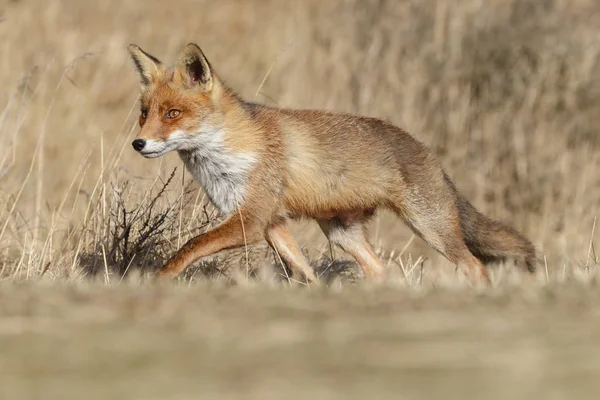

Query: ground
[[2, 282, 600, 400]]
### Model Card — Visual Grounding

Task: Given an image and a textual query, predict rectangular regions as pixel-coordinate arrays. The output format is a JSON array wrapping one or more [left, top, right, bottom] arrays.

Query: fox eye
[[166, 109, 181, 119], [139, 110, 148, 127]]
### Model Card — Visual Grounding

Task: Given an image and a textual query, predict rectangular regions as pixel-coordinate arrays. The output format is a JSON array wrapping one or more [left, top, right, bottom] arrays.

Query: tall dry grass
[[0, 0, 599, 283]]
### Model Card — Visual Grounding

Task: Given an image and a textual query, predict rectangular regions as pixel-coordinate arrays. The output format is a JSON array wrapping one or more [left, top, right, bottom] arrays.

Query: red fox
[[127, 43, 536, 284]]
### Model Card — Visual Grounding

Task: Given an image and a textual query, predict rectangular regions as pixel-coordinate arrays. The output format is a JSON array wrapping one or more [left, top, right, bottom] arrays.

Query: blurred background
[[1, 0, 599, 277]]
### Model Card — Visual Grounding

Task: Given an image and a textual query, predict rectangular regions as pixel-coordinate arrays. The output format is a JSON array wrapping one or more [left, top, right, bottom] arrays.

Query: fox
[[127, 42, 537, 284]]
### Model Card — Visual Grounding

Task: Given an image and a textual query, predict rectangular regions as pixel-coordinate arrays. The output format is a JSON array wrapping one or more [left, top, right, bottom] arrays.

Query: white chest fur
[[176, 130, 256, 216]]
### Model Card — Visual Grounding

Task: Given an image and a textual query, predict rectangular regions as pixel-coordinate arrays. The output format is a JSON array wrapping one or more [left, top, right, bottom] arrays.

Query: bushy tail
[[444, 174, 537, 272]]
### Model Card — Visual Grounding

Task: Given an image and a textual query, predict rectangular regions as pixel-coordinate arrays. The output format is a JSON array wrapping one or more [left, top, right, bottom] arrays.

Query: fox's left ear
[[128, 44, 163, 86], [176, 43, 213, 91]]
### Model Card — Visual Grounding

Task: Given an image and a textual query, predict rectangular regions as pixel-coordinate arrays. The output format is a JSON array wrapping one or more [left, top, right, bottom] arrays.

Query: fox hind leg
[[392, 196, 490, 284], [317, 214, 385, 280]]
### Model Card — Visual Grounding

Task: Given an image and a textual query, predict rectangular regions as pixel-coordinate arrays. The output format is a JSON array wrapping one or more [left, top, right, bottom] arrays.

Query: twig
[[255, 38, 293, 99]]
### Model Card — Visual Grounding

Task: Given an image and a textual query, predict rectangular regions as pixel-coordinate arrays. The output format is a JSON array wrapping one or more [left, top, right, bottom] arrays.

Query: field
[[2, 282, 600, 399], [1, 0, 600, 398]]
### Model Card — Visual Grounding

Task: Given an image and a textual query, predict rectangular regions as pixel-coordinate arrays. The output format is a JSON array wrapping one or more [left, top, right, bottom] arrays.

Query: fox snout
[[132, 139, 146, 152], [130, 136, 176, 158], [131, 138, 167, 158]]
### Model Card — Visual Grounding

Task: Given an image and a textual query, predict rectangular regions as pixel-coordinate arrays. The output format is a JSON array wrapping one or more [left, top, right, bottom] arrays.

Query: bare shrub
[[78, 169, 210, 279]]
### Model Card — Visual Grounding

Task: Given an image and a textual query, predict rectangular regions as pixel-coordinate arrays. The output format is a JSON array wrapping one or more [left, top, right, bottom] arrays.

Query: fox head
[[127, 43, 228, 158]]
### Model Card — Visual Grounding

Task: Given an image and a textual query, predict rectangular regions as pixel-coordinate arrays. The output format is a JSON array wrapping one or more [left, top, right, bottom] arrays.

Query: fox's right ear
[[175, 43, 213, 91], [127, 44, 163, 86]]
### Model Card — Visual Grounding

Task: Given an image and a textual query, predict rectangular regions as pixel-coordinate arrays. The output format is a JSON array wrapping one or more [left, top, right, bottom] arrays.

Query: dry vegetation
[[1, 0, 600, 281], [1, 0, 600, 397]]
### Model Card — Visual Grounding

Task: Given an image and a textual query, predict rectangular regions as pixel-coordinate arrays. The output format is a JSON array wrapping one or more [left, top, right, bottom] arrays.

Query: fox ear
[[176, 43, 213, 91], [127, 44, 162, 86]]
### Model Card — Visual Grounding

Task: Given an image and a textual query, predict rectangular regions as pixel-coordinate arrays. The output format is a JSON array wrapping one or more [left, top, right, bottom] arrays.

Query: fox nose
[[132, 139, 146, 152]]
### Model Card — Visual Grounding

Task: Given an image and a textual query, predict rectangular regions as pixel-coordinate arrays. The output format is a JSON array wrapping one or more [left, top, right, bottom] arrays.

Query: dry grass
[[1, 0, 600, 397], [0, 0, 599, 280], [1, 0, 600, 282]]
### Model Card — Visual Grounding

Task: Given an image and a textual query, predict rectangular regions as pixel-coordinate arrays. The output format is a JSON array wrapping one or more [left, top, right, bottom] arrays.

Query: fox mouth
[[139, 150, 166, 158]]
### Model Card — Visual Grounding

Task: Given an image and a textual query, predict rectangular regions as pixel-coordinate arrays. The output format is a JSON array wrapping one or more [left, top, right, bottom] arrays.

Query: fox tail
[[445, 174, 538, 272]]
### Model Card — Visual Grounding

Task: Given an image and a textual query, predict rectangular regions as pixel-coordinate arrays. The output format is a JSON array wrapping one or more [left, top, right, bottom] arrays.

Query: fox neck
[[177, 125, 257, 216], [177, 85, 261, 216]]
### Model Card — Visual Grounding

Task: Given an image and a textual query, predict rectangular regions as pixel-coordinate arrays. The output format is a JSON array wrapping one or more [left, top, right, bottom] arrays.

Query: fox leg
[[393, 198, 490, 284], [317, 216, 386, 279], [266, 224, 318, 284], [155, 212, 263, 279]]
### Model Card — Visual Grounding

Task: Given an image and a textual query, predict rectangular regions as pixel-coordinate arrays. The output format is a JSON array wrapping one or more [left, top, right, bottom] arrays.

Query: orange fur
[[128, 43, 536, 284]]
